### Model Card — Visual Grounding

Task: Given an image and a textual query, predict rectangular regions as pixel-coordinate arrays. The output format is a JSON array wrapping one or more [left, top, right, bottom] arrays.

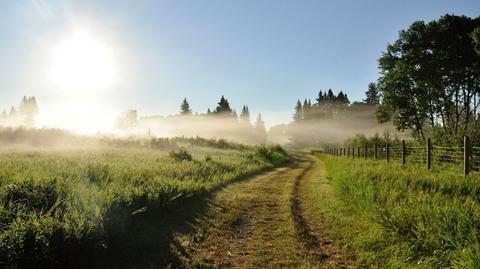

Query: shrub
[[169, 149, 193, 162]]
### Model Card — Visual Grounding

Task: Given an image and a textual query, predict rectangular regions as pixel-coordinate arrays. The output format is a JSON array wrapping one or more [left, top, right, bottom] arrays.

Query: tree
[[115, 110, 138, 130], [302, 99, 312, 120], [180, 98, 192, 115], [364, 83, 380, 105], [472, 27, 480, 55], [18, 96, 39, 126], [327, 89, 335, 102], [255, 113, 267, 143], [214, 95, 233, 115], [9, 106, 16, 117], [293, 99, 303, 122], [240, 105, 250, 123], [377, 14, 480, 141]]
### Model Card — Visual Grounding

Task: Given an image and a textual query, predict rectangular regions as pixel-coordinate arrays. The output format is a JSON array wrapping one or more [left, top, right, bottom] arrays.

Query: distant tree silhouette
[[364, 83, 380, 105], [180, 98, 192, 115], [19, 96, 39, 126], [240, 105, 250, 123], [9, 106, 16, 117], [115, 110, 138, 130], [303, 99, 312, 120], [215, 96, 232, 114], [293, 99, 303, 122], [255, 113, 267, 143], [213, 95, 234, 118]]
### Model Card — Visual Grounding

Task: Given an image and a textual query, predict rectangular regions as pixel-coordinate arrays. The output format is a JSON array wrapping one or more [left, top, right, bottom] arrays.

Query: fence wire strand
[[328, 141, 479, 175]]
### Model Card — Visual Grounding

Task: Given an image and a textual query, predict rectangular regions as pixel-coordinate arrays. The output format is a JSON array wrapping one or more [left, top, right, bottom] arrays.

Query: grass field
[[0, 136, 287, 269], [311, 152, 480, 268]]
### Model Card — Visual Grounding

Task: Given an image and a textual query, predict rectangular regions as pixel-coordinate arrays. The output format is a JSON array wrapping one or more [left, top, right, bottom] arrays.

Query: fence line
[[324, 136, 479, 177]]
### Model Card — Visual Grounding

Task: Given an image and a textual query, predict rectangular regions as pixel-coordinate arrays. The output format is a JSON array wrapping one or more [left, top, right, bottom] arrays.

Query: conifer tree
[[255, 113, 267, 143], [303, 99, 311, 120], [293, 99, 303, 122], [364, 82, 380, 105], [180, 98, 192, 115], [9, 106, 16, 117], [214, 95, 233, 115], [240, 105, 250, 123]]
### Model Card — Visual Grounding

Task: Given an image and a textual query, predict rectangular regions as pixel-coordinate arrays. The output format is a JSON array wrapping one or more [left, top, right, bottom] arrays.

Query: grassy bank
[[0, 138, 287, 269], [312, 152, 480, 268]]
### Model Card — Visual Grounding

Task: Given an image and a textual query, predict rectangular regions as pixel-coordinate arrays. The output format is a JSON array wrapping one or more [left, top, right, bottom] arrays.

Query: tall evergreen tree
[[327, 89, 335, 102], [364, 83, 380, 105], [293, 99, 303, 122], [240, 105, 250, 122], [316, 90, 324, 104], [9, 106, 16, 117], [255, 113, 267, 143], [180, 98, 192, 115], [214, 95, 233, 115], [303, 99, 312, 120]]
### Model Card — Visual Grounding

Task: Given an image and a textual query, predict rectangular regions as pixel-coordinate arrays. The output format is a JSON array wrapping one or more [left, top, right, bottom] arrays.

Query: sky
[[0, 0, 479, 131]]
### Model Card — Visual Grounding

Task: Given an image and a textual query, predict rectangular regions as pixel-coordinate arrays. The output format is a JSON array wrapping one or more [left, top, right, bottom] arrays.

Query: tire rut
[[291, 153, 346, 268]]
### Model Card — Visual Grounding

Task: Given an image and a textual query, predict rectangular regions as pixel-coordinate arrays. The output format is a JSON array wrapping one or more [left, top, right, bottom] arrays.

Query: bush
[[169, 149, 193, 162], [254, 145, 288, 166]]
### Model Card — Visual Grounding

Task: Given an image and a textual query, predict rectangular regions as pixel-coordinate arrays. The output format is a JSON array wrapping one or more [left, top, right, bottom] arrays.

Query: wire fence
[[325, 136, 480, 176]]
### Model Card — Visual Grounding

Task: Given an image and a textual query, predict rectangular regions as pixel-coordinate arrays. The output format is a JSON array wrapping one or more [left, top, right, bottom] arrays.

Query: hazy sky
[[0, 0, 479, 130]]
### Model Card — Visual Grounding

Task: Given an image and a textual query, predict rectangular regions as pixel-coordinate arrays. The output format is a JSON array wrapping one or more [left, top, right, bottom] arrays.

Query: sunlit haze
[[0, 0, 479, 134], [50, 29, 116, 93]]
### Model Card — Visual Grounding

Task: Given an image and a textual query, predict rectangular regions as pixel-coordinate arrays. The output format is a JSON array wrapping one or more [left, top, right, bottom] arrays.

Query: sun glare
[[50, 29, 116, 93]]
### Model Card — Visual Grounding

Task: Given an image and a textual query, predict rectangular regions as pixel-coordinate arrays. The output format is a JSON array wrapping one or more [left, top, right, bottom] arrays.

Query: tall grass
[[0, 140, 287, 268], [316, 153, 480, 268]]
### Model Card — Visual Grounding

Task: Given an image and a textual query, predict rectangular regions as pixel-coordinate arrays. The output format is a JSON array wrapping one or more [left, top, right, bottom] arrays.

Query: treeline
[[115, 95, 268, 144], [293, 90, 351, 121], [291, 14, 480, 148], [284, 85, 389, 147], [0, 96, 39, 127], [375, 14, 480, 146]]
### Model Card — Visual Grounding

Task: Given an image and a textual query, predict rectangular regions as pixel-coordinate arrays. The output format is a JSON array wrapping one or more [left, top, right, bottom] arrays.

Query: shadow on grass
[[55, 162, 295, 269]]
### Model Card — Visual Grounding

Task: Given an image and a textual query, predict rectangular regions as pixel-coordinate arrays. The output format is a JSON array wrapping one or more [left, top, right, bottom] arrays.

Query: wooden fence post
[[364, 145, 367, 159], [427, 138, 432, 170], [352, 147, 355, 158], [347, 147, 350, 157], [402, 140, 406, 166], [386, 143, 390, 162], [357, 147, 360, 158], [374, 144, 378, 159], [464, 136, 470, 177]]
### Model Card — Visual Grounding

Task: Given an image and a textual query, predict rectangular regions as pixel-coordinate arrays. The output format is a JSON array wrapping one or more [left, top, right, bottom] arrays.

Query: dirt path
[[173, 153, 343, 268]]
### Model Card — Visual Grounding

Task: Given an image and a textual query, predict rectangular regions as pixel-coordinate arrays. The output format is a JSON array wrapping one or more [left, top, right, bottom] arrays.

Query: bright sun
[[50, 29, 116, 92]]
